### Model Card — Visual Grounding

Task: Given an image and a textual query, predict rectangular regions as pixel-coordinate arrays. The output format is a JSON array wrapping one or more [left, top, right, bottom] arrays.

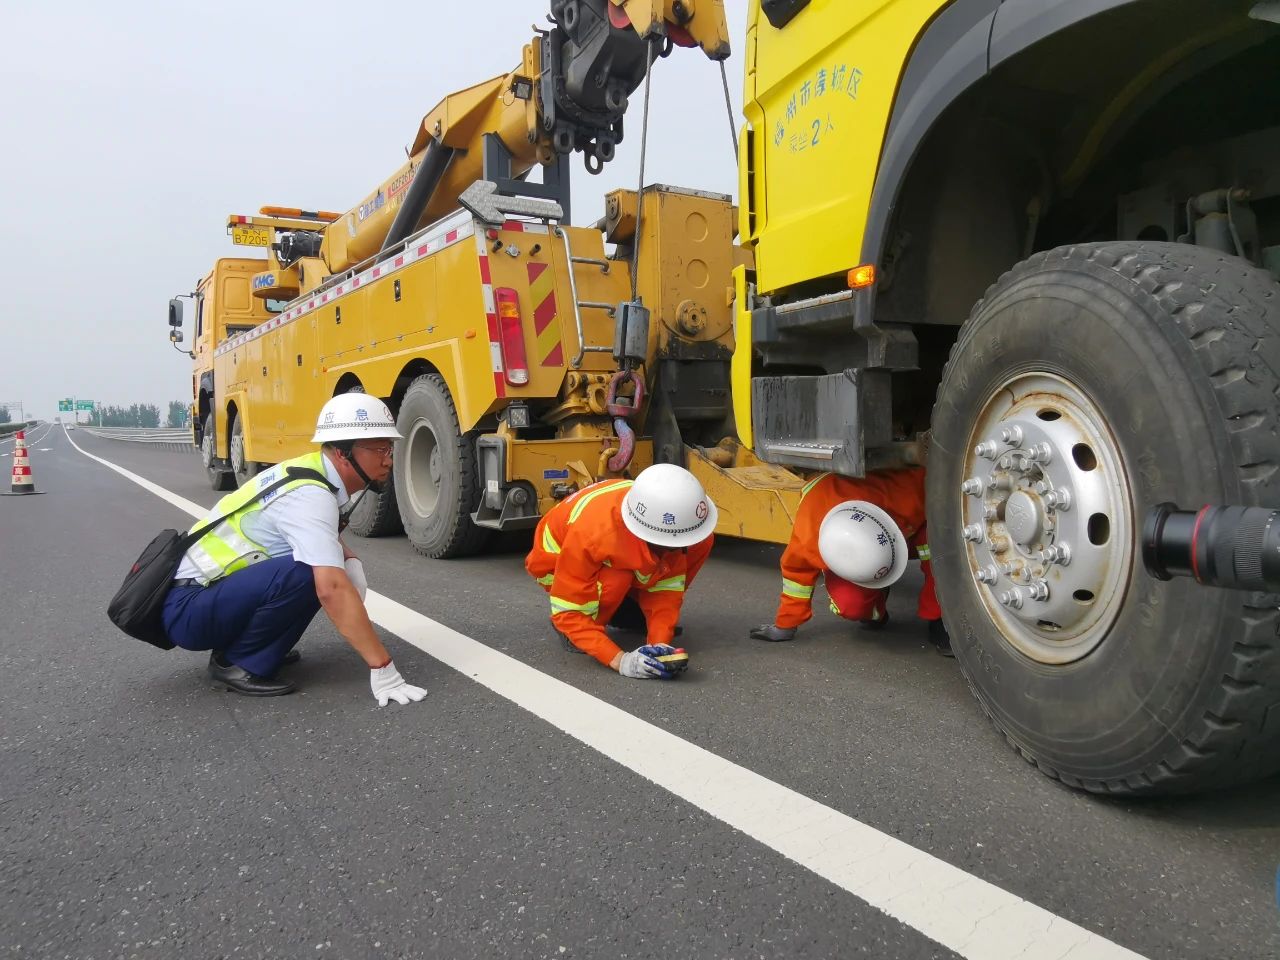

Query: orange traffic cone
[[5, 430, 46, 496]]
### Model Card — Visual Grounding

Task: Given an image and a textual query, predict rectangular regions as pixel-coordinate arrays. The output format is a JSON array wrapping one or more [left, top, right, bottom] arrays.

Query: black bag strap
[[179, 466, 337, 550]]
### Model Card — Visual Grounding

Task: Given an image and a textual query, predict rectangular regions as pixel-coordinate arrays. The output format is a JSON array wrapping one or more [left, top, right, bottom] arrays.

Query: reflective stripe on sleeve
[[537, 573, 555, 586], [647, 574, 686, 593], [633, 571, 653, 585], [550, 596, 600, 617], [916, 544, 932, 562], [542, 526, 561, 555]]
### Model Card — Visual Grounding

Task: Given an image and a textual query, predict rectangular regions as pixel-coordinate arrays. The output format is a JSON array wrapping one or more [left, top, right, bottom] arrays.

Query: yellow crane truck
[[170, 0, 1280, 796]]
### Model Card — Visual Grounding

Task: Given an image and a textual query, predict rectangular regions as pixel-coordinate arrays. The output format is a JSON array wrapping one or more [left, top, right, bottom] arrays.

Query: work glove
[[749, 623, 797, 643], [617, 644, 685, 680], [345, 557, 368, 601], [370, 661, 427, 706]]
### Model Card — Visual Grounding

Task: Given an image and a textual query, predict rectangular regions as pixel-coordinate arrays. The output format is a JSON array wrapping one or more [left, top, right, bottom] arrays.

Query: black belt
[[173, 578, 206, 588]]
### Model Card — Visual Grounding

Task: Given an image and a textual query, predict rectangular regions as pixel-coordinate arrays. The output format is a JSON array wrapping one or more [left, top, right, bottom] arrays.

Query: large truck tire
[[928, 241, 1280, 795], [344, 483, 404, 538], [230, 414, 261, 488], [202, 413, 234, 491], [393, 374, 490, 558]]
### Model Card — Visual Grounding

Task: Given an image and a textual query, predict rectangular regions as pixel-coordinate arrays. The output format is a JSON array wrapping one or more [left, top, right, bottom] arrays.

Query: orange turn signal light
[[847, 264, 876, 289]]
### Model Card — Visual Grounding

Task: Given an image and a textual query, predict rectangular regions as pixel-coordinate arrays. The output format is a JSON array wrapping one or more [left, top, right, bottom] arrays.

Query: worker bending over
[[750, 468, 951, 656], [525, 463, 716, 679], [163, 393, 429, 701]]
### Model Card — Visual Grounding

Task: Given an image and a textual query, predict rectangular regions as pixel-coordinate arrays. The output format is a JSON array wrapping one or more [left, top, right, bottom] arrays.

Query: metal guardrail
[[82, 427, 197, 451]]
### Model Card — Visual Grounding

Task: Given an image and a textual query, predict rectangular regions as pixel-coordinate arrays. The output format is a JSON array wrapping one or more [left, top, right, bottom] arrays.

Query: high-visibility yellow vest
[[183, 451, 335, 585]]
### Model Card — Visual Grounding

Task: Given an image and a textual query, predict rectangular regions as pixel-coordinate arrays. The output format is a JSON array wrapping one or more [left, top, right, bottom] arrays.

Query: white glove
[[618, 645, 682, 680], [370, 661, 427, 706], [344, 557, 368, 601]]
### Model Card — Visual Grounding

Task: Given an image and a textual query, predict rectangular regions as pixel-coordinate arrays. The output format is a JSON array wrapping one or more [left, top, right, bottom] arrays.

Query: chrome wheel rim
[[959, 373, 1133, 664]]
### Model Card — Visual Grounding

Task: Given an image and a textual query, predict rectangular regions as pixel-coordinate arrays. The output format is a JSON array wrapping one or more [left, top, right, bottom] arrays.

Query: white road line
[[1, 423, 54, 448], [69, 437, 1148, 960]]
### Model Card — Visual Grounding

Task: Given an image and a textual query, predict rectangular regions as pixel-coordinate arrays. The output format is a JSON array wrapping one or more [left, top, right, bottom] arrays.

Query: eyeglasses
[[357, 442, 395, 460]]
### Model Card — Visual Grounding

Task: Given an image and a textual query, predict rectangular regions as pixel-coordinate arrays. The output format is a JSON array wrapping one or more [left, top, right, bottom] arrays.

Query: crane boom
[[313, 0, 729, 277]]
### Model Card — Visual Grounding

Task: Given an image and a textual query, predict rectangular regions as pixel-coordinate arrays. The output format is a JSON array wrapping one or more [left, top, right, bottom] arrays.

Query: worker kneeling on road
[[162, 393, 428, 702], [525, 463, 716, 679], [749, 468, 951, 656]]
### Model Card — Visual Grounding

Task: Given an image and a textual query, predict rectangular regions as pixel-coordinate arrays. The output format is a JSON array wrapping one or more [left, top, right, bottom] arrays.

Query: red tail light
[[493, 287, 529, 386]]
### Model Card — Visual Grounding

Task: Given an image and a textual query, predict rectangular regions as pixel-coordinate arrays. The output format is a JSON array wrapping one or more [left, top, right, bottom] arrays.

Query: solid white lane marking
[[70, 439, 1148, 960], [63, 430, 207, 517]]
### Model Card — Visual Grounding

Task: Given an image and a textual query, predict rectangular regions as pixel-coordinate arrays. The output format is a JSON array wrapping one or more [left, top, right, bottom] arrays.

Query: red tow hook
[[605, 369, 645, 473]]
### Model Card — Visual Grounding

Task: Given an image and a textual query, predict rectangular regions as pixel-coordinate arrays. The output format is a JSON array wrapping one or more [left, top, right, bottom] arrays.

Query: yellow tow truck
[[171, 0, 1280, 796]]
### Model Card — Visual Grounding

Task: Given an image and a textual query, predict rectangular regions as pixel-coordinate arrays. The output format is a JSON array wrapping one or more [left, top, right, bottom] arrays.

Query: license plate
[[231, 225, 271, 247]]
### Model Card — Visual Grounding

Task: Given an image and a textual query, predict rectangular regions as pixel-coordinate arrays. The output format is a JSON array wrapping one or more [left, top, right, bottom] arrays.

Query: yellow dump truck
[[171, 0, 1280, 796]]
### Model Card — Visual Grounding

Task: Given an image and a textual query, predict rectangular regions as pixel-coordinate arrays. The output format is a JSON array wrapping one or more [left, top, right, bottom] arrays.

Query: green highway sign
[[58, 400, 72, 412], [75, 401, 95, 411]]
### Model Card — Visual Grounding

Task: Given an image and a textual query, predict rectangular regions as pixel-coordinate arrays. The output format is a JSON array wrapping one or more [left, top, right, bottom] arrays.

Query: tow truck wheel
[[344, 480, 404, 538], [928, 241, 1280, 795], [202, 413, 234, 491], [393, 373, 490, 558], [230, 415, 260, 487]]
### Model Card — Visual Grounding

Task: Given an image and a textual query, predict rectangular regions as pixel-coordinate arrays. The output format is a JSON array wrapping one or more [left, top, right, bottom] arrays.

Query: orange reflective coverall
[[774, 468, 940, 629], [525, 479, 714, 665]]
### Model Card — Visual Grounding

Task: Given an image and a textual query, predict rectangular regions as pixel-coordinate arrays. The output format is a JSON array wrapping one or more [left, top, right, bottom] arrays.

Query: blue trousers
[[162, 556, 322, 677]]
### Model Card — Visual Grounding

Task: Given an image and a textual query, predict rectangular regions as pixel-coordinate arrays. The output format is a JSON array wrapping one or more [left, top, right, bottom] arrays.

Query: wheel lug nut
[[1045, 488, 1073, 512], [976, 564, 999, 584], [1041, 543, 1072, 566], [990, 535, 1011, 554], [982, 503, 999, 520], [962, 524, 985, 543], [987, 472, 1013, 492], [999, 588, 1025, 609], [1033, 479, 1050, 495], [975, 440, 999, 460], [1001, 425, 1024, 446], [1028, 580, 1050, 601], [961, 478, 984, 497], [1027, 442, 1053, 464]]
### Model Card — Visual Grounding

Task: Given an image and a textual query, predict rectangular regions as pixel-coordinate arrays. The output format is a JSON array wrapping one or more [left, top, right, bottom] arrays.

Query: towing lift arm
[[311, 0, 730, 277]]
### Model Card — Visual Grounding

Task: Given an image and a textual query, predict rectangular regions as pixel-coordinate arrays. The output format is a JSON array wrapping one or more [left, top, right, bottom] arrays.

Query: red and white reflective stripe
[[501, 219, 549, 235], [214, 213, 475, 358], [474, 231, 506, 399]]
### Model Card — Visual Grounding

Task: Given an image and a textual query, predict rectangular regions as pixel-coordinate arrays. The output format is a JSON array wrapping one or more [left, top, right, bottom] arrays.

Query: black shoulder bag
[[107, 467, 334, 650]]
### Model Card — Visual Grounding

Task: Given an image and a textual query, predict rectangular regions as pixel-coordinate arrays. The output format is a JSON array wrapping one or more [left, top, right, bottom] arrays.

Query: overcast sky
[[0, 1, 747, 421]]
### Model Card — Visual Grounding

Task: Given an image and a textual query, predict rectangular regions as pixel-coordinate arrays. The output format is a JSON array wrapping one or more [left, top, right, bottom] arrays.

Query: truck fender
[[859, 0, 1141, 271]]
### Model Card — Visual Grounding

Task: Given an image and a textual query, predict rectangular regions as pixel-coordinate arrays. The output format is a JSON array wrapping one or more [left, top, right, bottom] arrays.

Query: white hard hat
[[817, 500, 909, 588], [311, 393, 403, 443], [621, 463, 718, 549]]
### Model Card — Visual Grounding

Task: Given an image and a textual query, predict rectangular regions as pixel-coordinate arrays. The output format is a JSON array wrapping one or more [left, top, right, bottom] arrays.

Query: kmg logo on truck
[[252, 274, 276, 290]]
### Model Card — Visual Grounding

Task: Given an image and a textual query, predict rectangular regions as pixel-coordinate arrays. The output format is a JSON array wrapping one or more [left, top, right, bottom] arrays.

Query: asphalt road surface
[[2, 427, 1277, 960]]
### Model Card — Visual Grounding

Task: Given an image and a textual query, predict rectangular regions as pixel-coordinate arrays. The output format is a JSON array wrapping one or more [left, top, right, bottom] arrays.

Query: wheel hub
[[960, 374, 1133, 664], [405, 419, 441, 517]]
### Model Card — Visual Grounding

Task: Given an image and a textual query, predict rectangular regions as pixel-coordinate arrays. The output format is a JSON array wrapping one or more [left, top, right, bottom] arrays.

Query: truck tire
[[202, 413, 234, 491], [927, 241, 1280, 795], [393, 373, 490, 558], [230, 414, 261, 487], [344, 482, 404, 538]]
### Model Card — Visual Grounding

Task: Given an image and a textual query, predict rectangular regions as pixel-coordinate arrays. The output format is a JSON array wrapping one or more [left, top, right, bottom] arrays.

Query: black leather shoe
[[281, 648, 301, 665], [207, 653, 295, 696], [928, 619, 955, 657]]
